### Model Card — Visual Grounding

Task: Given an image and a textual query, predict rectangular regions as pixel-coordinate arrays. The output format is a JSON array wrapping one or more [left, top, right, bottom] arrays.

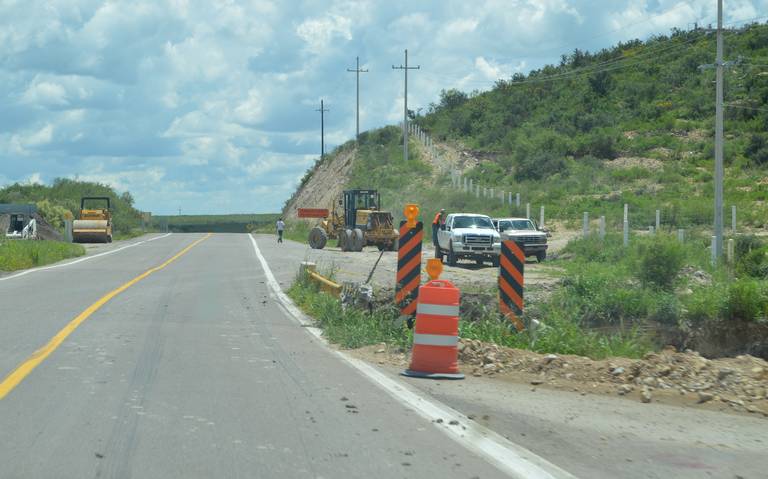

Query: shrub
[[737, 246, 768, 279], [725, 279, 768, 322], [635, 238, 685, 289]]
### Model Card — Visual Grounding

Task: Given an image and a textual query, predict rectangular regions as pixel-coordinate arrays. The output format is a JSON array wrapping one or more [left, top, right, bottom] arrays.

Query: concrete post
[[476, 185, 480, 198], [500, 191, 505, 205], [732, 205, 736, 234], [649, 225, 655, 235], [490, 188, 494, 198], [727, 238, 735, 264], [516, 193, 520, 208], [64, 219, 73, 243], [583, 212, 589, 239], [508, 192, 512, 205], [655, 209, 660, 232], [539, 206, 545, 228], [623, 203, 629, 247], [711, 235, 717, 266], [599, 216, 606, 239], [483, 187, 487, 198], [678, 229, 685, 243], [526, 203, 531, 219]]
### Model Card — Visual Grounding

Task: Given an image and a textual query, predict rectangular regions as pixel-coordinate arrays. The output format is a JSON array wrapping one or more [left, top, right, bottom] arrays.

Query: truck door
[[437, 215, 452, 249]]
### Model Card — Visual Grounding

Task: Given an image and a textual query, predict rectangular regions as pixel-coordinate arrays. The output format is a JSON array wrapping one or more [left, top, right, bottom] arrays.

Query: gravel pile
[[458, 339, 768, 416]]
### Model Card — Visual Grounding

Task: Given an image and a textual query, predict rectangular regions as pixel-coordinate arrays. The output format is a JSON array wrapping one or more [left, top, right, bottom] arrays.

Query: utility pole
[[713, 0, 724, 259], [315, 99, 329, 159], [392, 49, 420, 161], [347, 56, 368, 142]]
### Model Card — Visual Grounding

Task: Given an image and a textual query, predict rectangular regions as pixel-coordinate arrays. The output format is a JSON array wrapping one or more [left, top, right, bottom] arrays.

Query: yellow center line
[[0, 233, 212, 400]]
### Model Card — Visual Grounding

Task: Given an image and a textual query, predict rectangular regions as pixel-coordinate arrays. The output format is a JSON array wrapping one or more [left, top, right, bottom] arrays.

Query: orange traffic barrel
[[402, 260, 464, 379]]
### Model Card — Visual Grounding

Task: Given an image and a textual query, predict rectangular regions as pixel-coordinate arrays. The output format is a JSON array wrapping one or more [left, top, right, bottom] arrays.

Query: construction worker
[[276, 217, 285, 243], [431, 208, 445, 247]]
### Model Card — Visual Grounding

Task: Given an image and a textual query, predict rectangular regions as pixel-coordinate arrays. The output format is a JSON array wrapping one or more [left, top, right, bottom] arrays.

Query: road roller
[[73, 196, 113, 243]]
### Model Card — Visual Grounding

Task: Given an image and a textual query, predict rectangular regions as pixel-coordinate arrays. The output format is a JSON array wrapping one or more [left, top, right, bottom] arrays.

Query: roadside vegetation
[[289, 266, 651, 360], [0, 240, 85, 271], [155, 213, 280, 234]]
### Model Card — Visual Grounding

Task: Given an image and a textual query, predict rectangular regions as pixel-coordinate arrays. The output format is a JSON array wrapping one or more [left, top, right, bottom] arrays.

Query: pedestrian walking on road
[[432, 208, 445, 247], [276, 218, 285, 243]]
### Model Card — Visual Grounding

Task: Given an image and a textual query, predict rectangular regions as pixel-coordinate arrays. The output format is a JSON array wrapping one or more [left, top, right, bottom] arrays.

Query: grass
[[0, 240, 85, 271], [153, 213, 280, 233], [288, 267, 652, 359]]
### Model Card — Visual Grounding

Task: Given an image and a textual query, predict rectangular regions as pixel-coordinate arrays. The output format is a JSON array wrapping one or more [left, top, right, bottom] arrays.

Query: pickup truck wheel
[[447, 242, 457, 266], [536, 251, 546, 263]]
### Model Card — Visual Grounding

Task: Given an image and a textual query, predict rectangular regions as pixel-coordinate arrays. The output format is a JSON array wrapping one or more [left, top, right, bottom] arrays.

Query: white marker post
[[623, 203, 629, 247], [678, 229, 685, 243], [516, 193, 520, 208], [526, 203, 531, 219], [539, 206, 545, 228], [583, 212, 589, 239], [727, 238, 735, 264], [711, 235, 717, 266], [732, 205, 736, 234], [599, 216, 606, 239], [655, 209, 660, 232]]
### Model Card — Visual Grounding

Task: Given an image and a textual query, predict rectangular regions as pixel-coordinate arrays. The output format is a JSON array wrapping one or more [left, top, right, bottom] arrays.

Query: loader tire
[[339, 229, 353, 252], [309, 227, 328, 249], [352, 228, 365, 252]]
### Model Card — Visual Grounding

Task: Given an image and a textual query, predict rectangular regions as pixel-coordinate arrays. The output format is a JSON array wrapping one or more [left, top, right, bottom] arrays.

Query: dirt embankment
[[357, 340, 768, 418], [283, 147, 357, 222]]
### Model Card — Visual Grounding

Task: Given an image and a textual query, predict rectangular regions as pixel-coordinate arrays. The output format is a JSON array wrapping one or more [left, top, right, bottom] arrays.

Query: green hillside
[[415, 23, 768, 228]]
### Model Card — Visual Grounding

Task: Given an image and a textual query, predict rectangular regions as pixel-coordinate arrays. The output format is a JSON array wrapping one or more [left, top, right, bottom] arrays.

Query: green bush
[[35, 199, 71, 231], [635, 238, 685, 289], [725, 279, 768, 322], [737, 246, 768, 279]]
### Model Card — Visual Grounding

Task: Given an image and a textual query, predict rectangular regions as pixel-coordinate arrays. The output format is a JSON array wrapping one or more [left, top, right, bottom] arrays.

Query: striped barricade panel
[[395, 220, 423, 320], [499, 240, 525, 331]]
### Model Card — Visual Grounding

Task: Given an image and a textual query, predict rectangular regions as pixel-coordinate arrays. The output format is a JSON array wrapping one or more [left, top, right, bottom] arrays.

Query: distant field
[[152, 214, 280, 233]]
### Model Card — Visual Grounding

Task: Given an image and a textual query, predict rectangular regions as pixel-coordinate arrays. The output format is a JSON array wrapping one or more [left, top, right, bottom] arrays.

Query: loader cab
[[343, 189, 380, 229]]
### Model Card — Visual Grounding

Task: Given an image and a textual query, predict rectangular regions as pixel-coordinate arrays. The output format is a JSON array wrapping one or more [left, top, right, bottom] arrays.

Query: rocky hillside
[[283, 143, 356, 222]]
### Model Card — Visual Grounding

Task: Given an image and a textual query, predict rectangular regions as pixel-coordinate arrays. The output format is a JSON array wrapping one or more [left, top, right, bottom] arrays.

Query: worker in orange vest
[[432, 208, 445, 246]]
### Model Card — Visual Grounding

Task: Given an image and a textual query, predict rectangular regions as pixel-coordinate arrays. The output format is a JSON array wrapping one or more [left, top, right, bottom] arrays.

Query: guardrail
[[300, 262, 342, 297]]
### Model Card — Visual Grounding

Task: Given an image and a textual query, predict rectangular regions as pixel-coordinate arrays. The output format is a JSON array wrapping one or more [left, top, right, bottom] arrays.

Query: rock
[[640, 388, 652, 403], [530, 379, 544, 385], [456, 342, 466, 352], [617, 385, 633, 396], [697, 392, 714, 403], [611, 367, 625, 376], [448, 420, 460, 426], [483, 363, 497, 373], [565, 373, 575, 380], [642, 377, 658, 387], [543, 354, 559, 364], [657, 365, 672, 376], [717, 368, 735, 380], [375, 348, 386, 354], [751, 367, 765, 378], [483, 353, 497, 364]]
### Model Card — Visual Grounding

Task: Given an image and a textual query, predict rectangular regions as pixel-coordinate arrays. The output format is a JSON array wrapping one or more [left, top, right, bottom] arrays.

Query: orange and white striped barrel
[[402, 278, 464, 379]]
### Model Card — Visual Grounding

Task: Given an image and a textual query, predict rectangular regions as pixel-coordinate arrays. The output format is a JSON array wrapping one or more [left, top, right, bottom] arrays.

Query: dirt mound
[[283, 147, 356, 222], [458, 339, 768, 416]]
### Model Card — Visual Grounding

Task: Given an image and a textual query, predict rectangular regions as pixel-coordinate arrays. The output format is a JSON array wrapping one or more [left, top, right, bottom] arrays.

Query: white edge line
[[247, 234, 578, 479], [0, 233, 173, 282]]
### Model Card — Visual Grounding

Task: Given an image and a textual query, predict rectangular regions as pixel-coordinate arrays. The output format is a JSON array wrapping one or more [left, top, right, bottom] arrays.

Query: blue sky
[[1, 0, 766, 214]]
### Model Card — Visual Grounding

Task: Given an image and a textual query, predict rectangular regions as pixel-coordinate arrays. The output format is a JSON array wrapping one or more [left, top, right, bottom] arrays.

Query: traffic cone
[[402, 259, 464, 379]]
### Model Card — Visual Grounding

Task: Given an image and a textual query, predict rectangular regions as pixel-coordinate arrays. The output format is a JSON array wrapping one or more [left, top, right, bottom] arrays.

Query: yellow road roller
[[73, 196, 113, 243]]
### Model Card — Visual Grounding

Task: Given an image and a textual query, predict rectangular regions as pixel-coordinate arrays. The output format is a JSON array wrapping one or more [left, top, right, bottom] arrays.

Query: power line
[[346, 56, 368, 142], [726, 103, 768, 113], [392, 49, 420, 161]]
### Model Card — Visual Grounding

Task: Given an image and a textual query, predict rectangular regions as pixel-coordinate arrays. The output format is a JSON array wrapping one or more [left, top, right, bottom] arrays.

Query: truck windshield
[[453, 216, 493, 229], [498, 220, 536, 231]]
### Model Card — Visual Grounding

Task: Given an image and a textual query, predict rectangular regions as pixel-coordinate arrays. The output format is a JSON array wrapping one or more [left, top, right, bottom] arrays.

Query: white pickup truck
[[436, 213, 501, 267], [492, 217, 548, 262]]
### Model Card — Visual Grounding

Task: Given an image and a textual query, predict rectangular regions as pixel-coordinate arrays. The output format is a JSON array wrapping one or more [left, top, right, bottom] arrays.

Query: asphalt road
[[2, 232, 765, 479], [0, 233, 518, 479]]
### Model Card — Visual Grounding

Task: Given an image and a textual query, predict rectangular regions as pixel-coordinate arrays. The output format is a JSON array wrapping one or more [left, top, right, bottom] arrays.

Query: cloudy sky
[[1, 0, 766, 214]]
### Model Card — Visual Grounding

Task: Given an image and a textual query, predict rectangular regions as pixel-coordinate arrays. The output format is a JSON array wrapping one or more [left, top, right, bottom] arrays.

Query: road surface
[[1, 233, 765, 479]]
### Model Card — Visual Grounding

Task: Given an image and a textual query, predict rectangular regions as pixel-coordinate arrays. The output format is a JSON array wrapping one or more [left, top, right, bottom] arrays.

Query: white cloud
[[296, 14, 353, 53], [22, 81, 68, 106]]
